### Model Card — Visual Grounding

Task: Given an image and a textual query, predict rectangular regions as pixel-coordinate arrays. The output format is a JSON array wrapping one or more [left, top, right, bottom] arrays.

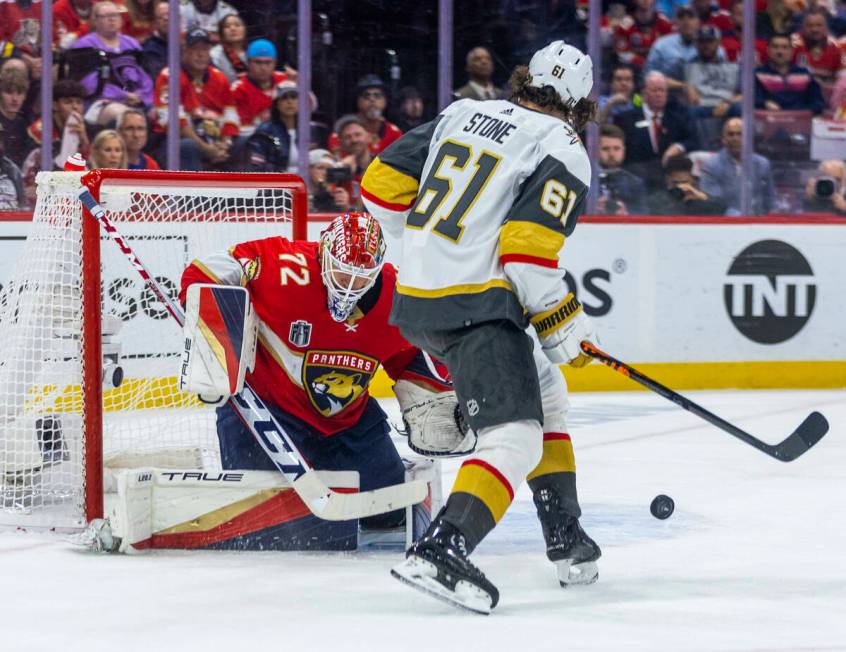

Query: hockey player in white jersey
[[361, 41, 601, 613]]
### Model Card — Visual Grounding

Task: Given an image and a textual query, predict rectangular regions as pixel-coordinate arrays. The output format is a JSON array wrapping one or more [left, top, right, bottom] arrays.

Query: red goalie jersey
[[180, 237, 449, 436]]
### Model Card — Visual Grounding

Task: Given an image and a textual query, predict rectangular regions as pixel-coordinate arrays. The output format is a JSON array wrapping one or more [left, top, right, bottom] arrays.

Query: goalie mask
[[319, 212, 386, 322]]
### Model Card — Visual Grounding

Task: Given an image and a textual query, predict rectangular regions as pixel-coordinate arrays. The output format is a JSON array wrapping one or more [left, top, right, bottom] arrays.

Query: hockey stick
[[580, 342, 828, 462], [78, 183, 428, 520]]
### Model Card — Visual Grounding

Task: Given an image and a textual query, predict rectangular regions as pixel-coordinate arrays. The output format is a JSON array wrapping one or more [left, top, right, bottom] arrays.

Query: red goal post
[[0, 170, 307, 530]]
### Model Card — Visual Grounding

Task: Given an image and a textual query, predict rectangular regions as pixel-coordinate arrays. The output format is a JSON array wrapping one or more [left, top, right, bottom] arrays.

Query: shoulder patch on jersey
[[303, 350, 379, 417], [238, 256, 261, 282]]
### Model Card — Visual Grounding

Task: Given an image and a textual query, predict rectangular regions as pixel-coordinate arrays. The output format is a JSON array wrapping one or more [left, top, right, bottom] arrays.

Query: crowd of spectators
[[1, 0, 845, 216]]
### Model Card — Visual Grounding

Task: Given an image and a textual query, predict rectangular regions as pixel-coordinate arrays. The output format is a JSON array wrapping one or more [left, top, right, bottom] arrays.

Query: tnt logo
[[723, 240, 816, 344]]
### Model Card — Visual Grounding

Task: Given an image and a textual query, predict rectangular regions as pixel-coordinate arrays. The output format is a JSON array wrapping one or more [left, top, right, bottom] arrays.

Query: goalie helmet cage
[[0, 169, 307, 530]]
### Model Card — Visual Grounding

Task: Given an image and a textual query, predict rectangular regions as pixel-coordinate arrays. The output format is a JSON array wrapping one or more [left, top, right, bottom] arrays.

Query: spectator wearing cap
[[209, 14, 248, 83], [153, 28, 240, 170], [309, 148, 351, 213], [699, 118, 776, 215], [614, 0, 675, 70], [684, 25, 742, 120], [71, 1, 154, 123], [244, 80, 299, 173], [645, 4, 710, 100], [454, 47, 499, 101], [181, 0, 238, 43], [231, 39, 294, 137], [333, 114, 374, 209], [755, 33, 825, 114], [327, 75, 403, 159], [792, 7, 845, 84], [394, 86, 425, 132], [141, 1, 169, 80]]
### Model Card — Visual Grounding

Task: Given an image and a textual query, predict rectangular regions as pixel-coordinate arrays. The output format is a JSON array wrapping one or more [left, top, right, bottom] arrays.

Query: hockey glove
[[531, 293, 597, 367], [393, 380, 477, 458]]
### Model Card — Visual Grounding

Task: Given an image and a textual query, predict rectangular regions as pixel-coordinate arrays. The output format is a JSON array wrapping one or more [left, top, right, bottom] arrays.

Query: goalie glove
[[393, 379, 477, 458], [531, 292, 597, 368]]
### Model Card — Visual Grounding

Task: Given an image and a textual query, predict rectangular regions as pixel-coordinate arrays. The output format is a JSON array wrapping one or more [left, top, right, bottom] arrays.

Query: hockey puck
[[650, 494, 674, 520]]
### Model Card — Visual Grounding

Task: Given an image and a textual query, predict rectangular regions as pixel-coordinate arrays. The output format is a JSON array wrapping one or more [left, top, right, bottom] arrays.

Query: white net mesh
[[0, 171, 297, 529]]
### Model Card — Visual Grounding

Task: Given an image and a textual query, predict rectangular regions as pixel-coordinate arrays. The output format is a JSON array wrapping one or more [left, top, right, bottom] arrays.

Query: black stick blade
[[773, 411, 829, 462]]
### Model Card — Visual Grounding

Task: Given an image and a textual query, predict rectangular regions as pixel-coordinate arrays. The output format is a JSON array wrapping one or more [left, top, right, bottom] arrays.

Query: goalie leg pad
[[179, 284, 258, 399], [394, 380, 476, 458]]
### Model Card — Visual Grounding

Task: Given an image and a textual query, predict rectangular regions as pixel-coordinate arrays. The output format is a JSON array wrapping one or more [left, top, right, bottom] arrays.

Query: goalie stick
[[580, 341, 828, 462], [78, 177, 427, 520]]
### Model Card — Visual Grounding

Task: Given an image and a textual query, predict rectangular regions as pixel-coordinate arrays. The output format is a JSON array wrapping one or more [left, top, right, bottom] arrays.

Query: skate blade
[[391, 556, 493, 615], [556, 560, 599, 587]]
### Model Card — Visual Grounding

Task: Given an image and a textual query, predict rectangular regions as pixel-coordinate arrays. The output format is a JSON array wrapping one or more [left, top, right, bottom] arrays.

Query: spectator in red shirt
[[614, 0, 674, 70], [0, 0, 43, 83], [117, 107, 160, 170], [53, 0, 93, 50], [231, 39, 290, 137], [153, 28, 240, 170], [122, 0, 156, 44], [694, 0, 734, 33], [793, 7, 846, 84], [328, 75, 403, 158]]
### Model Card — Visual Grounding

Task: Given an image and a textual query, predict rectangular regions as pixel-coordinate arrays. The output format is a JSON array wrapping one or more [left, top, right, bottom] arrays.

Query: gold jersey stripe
[[360, 157, 420, 210], [451, 460, 514, 523], [499, 220, 565, 262], [396, 278, 512, 298], [527, 436, 576, 480]]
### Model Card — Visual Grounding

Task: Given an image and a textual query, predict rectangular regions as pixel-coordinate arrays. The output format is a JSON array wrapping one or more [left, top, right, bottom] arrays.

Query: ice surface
[[2, 390, 844, 651]]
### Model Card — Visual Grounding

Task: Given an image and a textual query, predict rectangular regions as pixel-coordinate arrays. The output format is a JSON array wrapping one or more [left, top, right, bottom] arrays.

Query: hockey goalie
[[99, 212, 468, 553]]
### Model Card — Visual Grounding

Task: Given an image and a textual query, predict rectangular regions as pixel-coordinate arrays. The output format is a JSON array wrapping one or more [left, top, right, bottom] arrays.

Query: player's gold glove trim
[[530, 292, 582, 338]]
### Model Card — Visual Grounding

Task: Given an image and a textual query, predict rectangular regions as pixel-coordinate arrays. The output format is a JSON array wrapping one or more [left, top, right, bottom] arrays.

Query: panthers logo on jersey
[[303, 350, 379, 417]]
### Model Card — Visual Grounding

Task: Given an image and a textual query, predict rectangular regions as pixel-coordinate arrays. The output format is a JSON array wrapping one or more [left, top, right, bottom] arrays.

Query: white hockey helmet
[[319, 212, 386, 322], [527, 40, 593, 107]]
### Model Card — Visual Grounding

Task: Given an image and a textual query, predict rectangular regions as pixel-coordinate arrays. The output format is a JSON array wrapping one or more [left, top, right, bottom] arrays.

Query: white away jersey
[[361, 98, 591, 330]]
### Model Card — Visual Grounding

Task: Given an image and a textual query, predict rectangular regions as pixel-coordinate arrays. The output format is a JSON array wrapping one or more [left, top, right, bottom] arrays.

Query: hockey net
[[0, 170, 307, 530]]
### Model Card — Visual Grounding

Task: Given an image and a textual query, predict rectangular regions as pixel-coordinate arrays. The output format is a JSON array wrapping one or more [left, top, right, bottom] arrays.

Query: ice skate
[[391, 517, 499, 615], [533, 487, 601, 587]]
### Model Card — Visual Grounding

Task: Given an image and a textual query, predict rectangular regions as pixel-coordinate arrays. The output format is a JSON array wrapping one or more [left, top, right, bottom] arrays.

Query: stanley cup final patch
[[288, 320, 312, 348]]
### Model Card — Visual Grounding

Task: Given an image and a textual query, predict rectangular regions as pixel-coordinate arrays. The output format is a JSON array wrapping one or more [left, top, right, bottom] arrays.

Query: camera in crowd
[[597, 171, 621, 215], [668, 186, 686, 201], [814, 176, 840, 200], [325, 165, 352, 186]]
